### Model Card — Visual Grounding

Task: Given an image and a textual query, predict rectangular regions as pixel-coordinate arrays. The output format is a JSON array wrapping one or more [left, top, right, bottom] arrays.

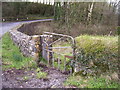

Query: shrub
[[75, 35, 118, 75]]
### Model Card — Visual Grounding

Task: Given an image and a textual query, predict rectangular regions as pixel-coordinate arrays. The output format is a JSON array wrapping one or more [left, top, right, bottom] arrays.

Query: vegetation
[[23, 76, 30, 81], [64, 75, 120, 88], [2, 1, 120, 88], [75, 35, 118, 75], [49, 35, 118, 74], [36, 67, 42, 72], [54, 2, 118, 25], [53, 2, 119, 87], [54, 2, 118, 36], [36, 68, 47, 79], [63, 35, 119, 88], [36, 72, 47, 79], [2, 33, 37, 70], [2, 2, 54, 21]]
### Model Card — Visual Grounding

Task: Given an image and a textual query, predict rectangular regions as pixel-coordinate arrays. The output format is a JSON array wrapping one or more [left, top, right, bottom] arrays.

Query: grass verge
[[75, 35, 118, 53], [2, 33, 37, 70], [64, 75, 120, 88]]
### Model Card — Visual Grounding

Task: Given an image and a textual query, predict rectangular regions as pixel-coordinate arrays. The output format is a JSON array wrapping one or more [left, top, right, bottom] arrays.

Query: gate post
[[40, 35, 53, 65], [32, 35, 41, 64]]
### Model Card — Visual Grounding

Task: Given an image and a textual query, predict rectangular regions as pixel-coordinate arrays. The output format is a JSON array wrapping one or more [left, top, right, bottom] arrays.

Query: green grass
[[64, 75, 120, 88], [75, 35, 118, 54], [2, 33, 37, 70]]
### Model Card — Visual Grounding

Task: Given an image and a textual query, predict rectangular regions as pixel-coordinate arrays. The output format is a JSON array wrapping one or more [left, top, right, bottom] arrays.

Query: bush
[[75, 35, 118, 75]]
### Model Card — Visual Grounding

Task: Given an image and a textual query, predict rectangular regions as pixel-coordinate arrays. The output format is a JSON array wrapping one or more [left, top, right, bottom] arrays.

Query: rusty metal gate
[[41, 32, 76, 73]]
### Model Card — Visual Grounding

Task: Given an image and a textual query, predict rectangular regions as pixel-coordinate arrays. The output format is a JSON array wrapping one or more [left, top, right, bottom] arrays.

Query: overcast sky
[[23, 0, 119, 5], [27, 0, 119, 2], [1, 0, 119, 5]]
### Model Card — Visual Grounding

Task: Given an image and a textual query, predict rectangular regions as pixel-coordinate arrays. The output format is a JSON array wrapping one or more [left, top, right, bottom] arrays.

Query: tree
[[118, 1, 120, 26], [2, 2, 54, 18], [87, 1, 95, 24]]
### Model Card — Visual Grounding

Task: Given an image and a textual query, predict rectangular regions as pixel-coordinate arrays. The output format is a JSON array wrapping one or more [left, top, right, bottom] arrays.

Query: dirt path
[[2, 65, 68, 88]]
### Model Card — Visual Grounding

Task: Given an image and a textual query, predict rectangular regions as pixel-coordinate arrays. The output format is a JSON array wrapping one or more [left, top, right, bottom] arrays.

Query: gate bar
[[43, 32, 76, 73], [44, 32, 76, 60], [48, 36, 65, 46]]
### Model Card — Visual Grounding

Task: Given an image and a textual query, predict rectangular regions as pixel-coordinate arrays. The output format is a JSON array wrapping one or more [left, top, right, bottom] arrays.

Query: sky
[[1, 0, 119, 5], [23, 0, 119, 5], [27, 0, 119, 2], [2, 0, 119, 2]]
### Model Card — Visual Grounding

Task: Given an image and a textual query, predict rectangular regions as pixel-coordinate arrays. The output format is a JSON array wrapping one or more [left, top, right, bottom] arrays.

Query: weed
[[36, 72, 47, 79], [23, 76, 29, 81], [36, 67, 42, 72]]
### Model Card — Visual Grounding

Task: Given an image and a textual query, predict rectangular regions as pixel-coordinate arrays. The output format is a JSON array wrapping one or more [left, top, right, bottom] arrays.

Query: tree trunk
[[63, 2, 67, 23], [87, 1, 95, 25], [118, 2, 120, 26]]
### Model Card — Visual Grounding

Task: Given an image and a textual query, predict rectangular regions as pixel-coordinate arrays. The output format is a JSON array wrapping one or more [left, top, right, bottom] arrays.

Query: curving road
[[0, 19, 53, 37]]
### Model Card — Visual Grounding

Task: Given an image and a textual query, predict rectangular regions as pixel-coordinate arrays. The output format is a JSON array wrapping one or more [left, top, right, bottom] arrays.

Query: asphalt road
[[0, 19, 53, 37]]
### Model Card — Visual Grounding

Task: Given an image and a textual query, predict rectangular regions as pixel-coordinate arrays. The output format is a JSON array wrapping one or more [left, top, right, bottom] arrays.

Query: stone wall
[[9, 23, 41, 60]]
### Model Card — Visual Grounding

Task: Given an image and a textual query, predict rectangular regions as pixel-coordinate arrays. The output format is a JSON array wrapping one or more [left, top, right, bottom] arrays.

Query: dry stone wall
[[9, 23, 41, 59]]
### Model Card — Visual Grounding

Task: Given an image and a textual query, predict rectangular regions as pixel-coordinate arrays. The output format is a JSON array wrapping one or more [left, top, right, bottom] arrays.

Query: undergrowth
[[75, 35, 118, 75], [64, 35, 119, 88]]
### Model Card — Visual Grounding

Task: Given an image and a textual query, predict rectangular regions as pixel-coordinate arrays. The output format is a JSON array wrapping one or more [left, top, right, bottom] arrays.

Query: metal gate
[[41, 32, 76, 73]]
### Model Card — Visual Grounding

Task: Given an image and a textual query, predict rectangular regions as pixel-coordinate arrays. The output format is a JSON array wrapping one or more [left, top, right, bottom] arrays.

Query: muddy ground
[[2, 64, 69, 88]]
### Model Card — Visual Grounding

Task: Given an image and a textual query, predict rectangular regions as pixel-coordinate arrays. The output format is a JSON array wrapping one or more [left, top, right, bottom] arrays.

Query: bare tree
[[118, 1, 120, 26], [87, 1, 95, 24]]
